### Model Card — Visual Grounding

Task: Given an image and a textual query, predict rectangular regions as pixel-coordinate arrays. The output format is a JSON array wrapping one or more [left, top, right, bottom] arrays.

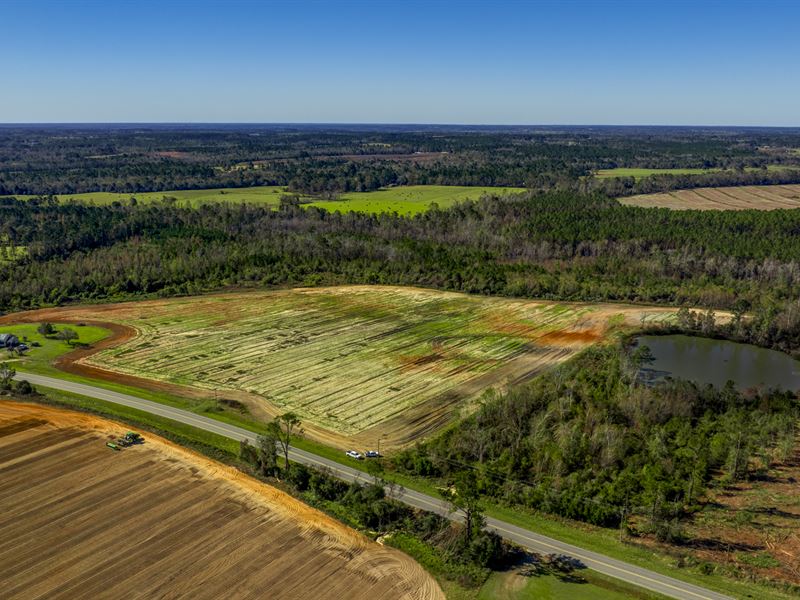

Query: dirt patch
[[0, 400, 443, 600], [538, 329, 601, 345]]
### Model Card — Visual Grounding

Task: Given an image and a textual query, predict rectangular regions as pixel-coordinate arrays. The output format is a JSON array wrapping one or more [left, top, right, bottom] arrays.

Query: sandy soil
[[0, 400, 443, 600]]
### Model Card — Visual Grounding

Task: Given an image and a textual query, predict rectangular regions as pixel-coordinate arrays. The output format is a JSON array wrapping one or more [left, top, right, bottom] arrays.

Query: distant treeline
[[1, 126, 798, 196], [592, 166, 800, 197], [3, 192, 800, 351]]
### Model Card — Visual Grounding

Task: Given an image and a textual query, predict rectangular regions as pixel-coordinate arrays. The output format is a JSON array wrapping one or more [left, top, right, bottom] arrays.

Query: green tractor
[[124, 431, 144, 444]]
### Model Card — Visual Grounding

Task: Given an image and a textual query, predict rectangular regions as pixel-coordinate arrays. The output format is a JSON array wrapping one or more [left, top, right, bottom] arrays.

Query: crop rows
[[622, 184, 800, 210], [86, 288, 596, 434]]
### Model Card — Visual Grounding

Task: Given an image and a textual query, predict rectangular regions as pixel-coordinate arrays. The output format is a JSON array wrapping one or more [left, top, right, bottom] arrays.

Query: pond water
[[636, 335, 800, 392]]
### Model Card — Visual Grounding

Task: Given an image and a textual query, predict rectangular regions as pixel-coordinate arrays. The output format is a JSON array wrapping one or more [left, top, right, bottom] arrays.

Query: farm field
[[596, 166, 790, 180], [304, 185, 526, 215], [1, 286, 678, 448], [13, 184, 525, 215], [0, 401, 442, 600], [595, 167, 719, 179], [621, 184, 800, 210]]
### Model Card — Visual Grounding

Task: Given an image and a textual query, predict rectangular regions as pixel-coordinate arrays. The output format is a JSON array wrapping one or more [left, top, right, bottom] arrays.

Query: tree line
[[2, 125, 797, 196], [5, 192, 800, 352]]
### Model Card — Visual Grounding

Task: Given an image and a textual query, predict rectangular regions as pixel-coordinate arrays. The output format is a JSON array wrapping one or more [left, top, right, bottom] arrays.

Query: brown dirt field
[[622, 184, 800, 210], [0, 400, 443, 600]]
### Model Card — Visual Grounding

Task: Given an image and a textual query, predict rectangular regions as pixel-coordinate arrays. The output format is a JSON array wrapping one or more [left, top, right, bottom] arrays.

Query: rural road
[[14, 371, 733, 600]]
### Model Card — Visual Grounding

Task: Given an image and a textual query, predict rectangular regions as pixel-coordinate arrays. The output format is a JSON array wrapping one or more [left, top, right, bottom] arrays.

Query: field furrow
[[3, 286, 677, 444]]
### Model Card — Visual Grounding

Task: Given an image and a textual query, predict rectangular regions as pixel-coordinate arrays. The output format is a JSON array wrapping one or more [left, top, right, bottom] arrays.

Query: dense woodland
[[393, 341, 798, 538], [2, 125, 799, 195], [4, 191, 800, 351]]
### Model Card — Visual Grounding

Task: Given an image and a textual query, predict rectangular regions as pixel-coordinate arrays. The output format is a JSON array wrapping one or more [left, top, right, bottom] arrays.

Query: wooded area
[[3, 191, 800, 351], [2, 125, 798, 196]]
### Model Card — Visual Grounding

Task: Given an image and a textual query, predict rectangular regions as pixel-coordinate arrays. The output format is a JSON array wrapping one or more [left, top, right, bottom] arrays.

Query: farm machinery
[[107, 431, 144, 450]]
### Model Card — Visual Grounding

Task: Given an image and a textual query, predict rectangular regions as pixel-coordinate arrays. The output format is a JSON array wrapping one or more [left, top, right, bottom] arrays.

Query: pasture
[[13, 184, 524, 215], [16, 186, 288, 207], [621, 184, 800, 210], [4, 286, 677, 447], [305, 185, 526, 215], [0, 401, 442, 600]]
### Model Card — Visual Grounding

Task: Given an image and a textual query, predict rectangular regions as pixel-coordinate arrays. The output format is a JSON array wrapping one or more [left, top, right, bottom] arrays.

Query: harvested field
[[0, 401, 442, 600], [1, 286, 678, 447], [621, 184, 800, 210]]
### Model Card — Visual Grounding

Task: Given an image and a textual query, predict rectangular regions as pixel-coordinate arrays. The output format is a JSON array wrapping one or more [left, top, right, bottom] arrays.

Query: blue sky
[[2, 0, 799, 125]]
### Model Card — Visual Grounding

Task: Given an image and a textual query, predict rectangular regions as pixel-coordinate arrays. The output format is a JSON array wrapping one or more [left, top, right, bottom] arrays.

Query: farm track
[[0, 402, 443, 600], [0, 286, 680, 448]]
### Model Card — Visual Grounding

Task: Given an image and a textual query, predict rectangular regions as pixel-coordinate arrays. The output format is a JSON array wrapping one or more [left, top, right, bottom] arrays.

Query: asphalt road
[[14, 371, 733, 600]]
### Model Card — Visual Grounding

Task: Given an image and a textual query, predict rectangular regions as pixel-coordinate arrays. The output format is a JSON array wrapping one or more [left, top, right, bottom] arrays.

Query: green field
[[305, 185, 526, 215], [18, 186, 288, 207], [596, 166, 791, 180], [477, 569, 668, 600], [595, 168, 719, 179], [14, 184, 525, 215]]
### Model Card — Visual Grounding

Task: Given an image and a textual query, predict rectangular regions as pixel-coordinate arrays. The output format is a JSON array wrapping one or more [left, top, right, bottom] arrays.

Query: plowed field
[[622, 184, 800, 210], [0, 401, 442, 600]]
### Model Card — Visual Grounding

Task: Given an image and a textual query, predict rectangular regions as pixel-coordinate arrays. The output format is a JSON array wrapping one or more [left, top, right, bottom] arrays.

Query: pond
[[635, 335, 800, 392]]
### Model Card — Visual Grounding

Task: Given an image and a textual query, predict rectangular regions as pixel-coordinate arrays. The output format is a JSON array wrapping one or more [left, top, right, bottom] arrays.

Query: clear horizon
[[3, 0, 800, 126]]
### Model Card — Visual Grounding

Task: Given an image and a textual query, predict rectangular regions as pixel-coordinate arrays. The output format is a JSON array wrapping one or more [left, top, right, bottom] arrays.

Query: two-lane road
[[13, 371, 732, 600]]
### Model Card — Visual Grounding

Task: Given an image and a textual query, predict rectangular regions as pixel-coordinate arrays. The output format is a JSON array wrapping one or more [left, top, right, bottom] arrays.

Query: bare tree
[[267, 412, 302, 471]]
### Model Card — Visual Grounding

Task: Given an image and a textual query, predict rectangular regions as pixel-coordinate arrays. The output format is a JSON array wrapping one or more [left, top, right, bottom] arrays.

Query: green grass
[[14, 184, 525, 215], [595, 168, 720, 180], [17, 186, 289, 207], [0, 304, 787, 599], [305, 185, 526, 215], [0, 323, 110, 367], [477, 569, 669, 600], [596, 166, 793, 181]]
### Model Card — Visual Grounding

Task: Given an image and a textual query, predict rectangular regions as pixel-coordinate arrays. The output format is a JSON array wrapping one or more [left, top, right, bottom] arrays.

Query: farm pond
[[636, 335, 800, 392]]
